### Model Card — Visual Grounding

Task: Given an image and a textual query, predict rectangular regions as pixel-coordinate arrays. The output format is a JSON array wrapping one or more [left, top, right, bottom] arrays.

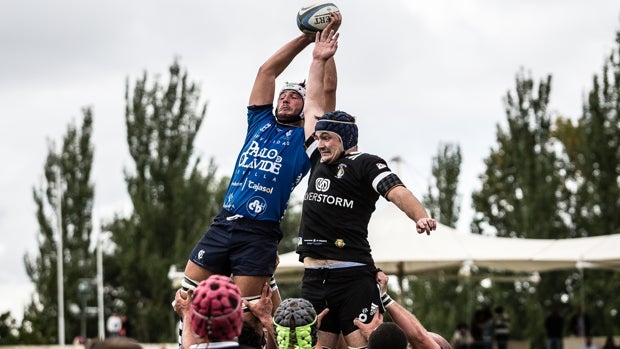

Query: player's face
[[315, 131, 343, 164], [276, 91, 304, 120]]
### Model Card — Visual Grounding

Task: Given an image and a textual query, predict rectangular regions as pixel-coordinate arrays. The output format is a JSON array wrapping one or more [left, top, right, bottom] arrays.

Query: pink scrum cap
[[190, 275, 243, 341]]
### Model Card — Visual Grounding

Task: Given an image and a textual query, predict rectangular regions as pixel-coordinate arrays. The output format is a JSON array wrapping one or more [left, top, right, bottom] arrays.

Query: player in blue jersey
[[176, 13, 342, 342]]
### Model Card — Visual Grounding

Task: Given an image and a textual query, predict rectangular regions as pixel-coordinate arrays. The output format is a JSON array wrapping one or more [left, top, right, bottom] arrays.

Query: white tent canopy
[[275, 204, 620, 281]]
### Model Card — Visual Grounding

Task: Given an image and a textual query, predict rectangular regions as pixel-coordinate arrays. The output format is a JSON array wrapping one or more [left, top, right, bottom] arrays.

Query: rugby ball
[[297, 3, 339, 35]]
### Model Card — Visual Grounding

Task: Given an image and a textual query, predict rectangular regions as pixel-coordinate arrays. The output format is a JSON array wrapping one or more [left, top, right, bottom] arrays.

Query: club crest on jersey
[[336, 164, 347, 179], [334, 239, 345, 248], [376, 163, 387, 170]]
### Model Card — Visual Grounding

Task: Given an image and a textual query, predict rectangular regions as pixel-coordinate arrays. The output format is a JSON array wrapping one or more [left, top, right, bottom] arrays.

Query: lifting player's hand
[[173, 289, 193, 317], [353, 310, 383, 340]]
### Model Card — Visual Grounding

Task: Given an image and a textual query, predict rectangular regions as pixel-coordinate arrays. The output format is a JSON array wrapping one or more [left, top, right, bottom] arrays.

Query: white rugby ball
[[297, 2, 339, 35]]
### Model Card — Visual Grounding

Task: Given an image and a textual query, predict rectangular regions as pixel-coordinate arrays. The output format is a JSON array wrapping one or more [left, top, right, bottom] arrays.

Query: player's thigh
[[344, 329, 368, 348], [234, 275, 272, 297], [230, 231, 279, 277], [183, 259, 213, 282], [318, 330, 340, 349]]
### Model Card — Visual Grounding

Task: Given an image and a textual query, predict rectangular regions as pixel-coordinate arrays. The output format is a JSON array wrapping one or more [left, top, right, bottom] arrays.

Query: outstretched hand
[[243, 281, 274, 325], [416, 217, 437, 235], [307, 11, 342, 41], [313, 21, 339, 61], [376, 270, 389, 294], [326, 11, 342, 33], [317, 308, 329, 328]]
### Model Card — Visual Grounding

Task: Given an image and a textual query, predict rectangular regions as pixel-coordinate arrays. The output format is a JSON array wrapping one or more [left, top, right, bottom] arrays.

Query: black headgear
[[315, 110, 358, 151]]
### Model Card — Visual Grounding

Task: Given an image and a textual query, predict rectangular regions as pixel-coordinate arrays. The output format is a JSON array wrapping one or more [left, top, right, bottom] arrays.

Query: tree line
[[1, 27, 619, 346]]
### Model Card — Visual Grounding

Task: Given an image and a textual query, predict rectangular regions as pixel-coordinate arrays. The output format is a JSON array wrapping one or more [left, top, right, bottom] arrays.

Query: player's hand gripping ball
[[297, 2, 340, 35]]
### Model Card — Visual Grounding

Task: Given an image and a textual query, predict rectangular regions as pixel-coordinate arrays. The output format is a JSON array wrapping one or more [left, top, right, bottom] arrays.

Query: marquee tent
[[275, 204, 620, 282]]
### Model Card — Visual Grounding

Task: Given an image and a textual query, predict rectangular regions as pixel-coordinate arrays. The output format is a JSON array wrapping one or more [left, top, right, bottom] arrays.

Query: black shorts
[[188, 210, 281, 276], [301, 265, 382, 335]]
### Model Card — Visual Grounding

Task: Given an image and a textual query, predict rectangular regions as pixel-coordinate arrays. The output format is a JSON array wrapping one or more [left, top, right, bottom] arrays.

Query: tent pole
[[579, 265, 585, 319], [397, 262, 405, 304], [459, 260, 474, 329]]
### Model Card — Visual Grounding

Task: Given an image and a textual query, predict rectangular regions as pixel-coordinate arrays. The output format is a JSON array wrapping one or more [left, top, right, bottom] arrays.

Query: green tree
[[471, 69, 567, 240], [401, 143, 464, 340], [103, 60, 226, 342], [423, 142, 462, 228], [278, 197, 303, 254], [554, 29, 620, 336], [470, 69, 571, 347], [22, 109, 95, 344], [556, 36, 620, 239], [273, 196, 303, 299], [0, 311, 20, 344]]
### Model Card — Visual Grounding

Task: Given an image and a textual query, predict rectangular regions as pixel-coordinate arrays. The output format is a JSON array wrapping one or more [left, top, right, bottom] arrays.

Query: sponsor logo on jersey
[[376, 163, 387, 170], [247, 196, 267, 215], [223, 192, 237, 210], [357, 302, 380, 323], [307, 177, 354, 208], [238, 141, 283, 175], [304, 192, 354, 208], [315, 177, 330, 192], [303, 238, 328, 246], [248, 180, 273, 194], [260, 122, 272, 132]]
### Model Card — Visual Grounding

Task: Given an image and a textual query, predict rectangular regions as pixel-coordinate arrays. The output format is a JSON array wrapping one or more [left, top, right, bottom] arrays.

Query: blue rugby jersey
[[222, 105, 311, 221]]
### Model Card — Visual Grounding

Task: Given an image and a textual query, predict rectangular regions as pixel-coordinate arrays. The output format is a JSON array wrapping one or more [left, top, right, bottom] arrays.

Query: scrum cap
[[280, 82, 306, 101], [315, 110, 358, 151], [273, 298, 318, 349], [190, 275, 243, 341]]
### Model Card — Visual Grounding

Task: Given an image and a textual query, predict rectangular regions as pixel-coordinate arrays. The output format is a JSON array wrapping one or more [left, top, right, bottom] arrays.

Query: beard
[[275, 109, 303, 125]]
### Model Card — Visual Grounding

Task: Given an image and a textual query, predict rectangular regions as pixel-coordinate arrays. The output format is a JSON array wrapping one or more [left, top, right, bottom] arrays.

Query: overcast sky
[[1, 0, 619, 322]]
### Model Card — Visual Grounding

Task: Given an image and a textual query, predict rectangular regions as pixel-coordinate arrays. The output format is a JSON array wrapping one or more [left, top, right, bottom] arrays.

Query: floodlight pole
[[97, 234, 105, 339], [55, 166, 66, 346]]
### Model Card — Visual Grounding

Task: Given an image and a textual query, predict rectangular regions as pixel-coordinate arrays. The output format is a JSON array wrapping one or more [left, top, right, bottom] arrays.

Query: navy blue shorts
[[188, 210, 281, 276], [301, 265, 382, 335]]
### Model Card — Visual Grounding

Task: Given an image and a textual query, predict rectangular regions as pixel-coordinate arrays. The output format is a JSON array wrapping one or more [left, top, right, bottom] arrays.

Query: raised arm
[[378, 272, 444, 349], [323, 57, 337, 113], [174, 290, 198, 349], [386, 302, 441, 349], [386, 186, 437, 234], [249, 34, 314, 106], [322, 12, 341, 113], [303, 13, 341, 140], [244, 282, 277, 349]]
